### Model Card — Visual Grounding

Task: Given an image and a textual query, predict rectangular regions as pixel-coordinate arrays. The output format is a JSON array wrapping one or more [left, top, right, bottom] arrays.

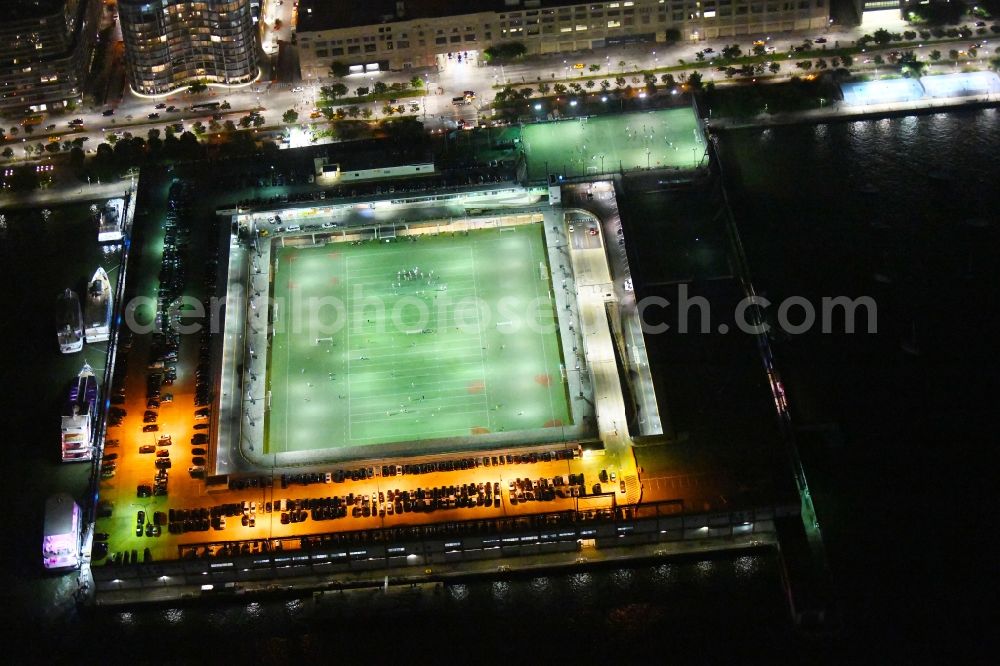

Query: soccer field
[[265, 224, 572, 455], [522, 108, 704, 181]]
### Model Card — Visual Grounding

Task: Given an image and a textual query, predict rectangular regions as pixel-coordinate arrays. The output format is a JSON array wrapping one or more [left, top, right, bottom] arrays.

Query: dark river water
[[2, 109, 997, 661]]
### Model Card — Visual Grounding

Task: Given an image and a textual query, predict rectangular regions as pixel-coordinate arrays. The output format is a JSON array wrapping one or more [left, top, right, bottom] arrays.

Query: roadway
[[0, 8, 990, 166]]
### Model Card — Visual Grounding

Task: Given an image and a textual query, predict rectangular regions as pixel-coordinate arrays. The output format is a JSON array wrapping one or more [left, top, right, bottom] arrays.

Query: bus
[[191, 102, 221, 111], [21, 114, 44, 127]]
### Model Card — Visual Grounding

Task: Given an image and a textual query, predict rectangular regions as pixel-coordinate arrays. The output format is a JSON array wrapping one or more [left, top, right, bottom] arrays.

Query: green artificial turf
[[265, 223, 572, 453]]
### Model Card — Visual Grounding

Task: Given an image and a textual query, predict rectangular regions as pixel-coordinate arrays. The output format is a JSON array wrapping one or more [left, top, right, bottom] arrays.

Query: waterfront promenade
[[706, 89, 1000, 132]]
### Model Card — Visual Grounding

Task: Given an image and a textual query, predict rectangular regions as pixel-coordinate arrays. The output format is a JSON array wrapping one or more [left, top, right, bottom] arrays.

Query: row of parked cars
[[507, 475, 588, 505]]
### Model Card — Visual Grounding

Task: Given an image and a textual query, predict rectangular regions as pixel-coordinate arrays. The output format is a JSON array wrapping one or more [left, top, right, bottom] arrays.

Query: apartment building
[[0, 0, 102, 115], [119, 0, 259, 95], [296, 0, 829, 76]]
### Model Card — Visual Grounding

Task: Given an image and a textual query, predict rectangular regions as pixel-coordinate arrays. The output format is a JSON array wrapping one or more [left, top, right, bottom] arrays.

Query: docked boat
[[84, 267, 112, 343], [61, 363, 98, 463], [55, 288, 83, 354], [43, 493, 81, 571], [97, 198, 125, 243]]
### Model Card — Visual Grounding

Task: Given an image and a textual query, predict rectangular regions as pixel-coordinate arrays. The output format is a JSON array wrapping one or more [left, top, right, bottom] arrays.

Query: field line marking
[[529, 230, 558, 424], [469, 243, 491, 430], [346, 254, 353, 443]]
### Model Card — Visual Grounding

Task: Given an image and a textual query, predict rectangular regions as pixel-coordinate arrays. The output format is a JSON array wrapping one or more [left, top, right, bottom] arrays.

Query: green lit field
[[265, 223, 572, 454], [522, 107, 705, 180]]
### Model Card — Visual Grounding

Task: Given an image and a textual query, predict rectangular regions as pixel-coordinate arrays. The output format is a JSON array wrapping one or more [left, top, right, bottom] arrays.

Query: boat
[[55, 288, 84, 354], [61, 363, 98, 463], [83, 267, 112, 343], [97, 198, 125, 243], [43, 493, 81, 571]]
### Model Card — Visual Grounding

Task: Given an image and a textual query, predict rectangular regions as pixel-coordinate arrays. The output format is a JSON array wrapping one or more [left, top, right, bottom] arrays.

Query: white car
[[291, 86, 304, 93], [321, 221, 337, 229]]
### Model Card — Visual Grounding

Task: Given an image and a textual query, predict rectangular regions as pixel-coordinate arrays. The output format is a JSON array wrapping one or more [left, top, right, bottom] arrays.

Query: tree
[[224, 120, 237, 133], [589, 64, 600, 72], [106, 133, 119, 144], [949, 49, 960, 60], [1, 147, 13, 159], [330, 61, 350, 77], [660, 73, 675, 87], [188, 79, 208, 94], [9, 127, 18, 136], [614, 77, 626, 89], [553, 83, 568, 94], [769, 62, 781, 74], [409, 103, 419, 113], [373, 81, 388, 95], [721, 44, 742, 60], [752, 44, 767, 56], [355, 86, 370, 97], [24, 124, 34, 135], [537, 82, 551, 94], [585, 79, 595, 89], [283, 109, 299, 123], [873, 55, 884, 66], [347, 106, 361, 118], [873, 29, 892, 46], [382, 104, 395, 116], [192, 121, 206, 135], [483, 42, 526, 62], [410, 76, 424, 89], [220, 100, 231, 110], [251, 114, 265, 128], [361, 108, 373, 120], [687, 71, 704, 89], [930, 49, 942, 61], [600, 79, 611, 91]]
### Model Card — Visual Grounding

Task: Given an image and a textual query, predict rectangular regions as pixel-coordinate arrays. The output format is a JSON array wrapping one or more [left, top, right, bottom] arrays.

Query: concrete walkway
[[706, 91, 1000, 132]]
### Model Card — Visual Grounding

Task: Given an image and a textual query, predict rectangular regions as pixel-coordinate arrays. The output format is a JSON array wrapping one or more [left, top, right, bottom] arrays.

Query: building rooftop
[[11, 0, 66, 21], [297, 0, 578, 32]]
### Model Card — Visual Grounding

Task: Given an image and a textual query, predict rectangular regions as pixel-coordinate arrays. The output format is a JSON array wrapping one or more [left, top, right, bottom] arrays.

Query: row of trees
[[318, 76, 424, 104]]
